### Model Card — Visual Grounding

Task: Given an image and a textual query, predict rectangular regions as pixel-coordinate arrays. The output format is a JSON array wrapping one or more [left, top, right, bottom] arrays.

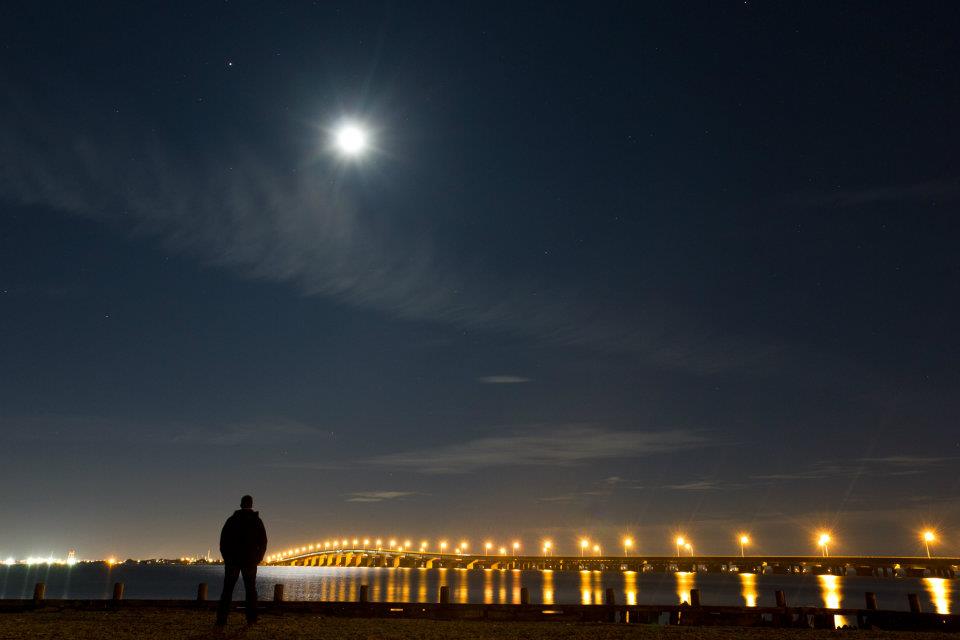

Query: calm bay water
[[1, 564, 953, 614]]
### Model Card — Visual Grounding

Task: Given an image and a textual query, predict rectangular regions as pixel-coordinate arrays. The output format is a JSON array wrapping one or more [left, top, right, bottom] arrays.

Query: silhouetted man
[[216, 495, 267, 627]]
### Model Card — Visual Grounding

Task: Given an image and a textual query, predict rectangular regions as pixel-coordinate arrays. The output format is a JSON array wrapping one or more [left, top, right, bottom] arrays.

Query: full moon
[[334, 123, 369, 156]]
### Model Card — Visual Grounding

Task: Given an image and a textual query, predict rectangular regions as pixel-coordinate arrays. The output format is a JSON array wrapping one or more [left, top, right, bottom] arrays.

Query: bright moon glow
[[334, 124, 368, 156]]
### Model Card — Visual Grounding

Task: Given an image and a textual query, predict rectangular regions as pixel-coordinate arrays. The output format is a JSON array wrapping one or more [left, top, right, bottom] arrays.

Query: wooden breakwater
[[4, 582, 959, 631]]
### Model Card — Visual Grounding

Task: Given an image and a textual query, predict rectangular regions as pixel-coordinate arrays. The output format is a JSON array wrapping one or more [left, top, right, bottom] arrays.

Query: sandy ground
[[0, 610, 956, 640]]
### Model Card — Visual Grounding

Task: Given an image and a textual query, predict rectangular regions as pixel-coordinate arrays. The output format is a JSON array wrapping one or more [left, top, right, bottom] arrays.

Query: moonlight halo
[[333, 122, 369, 157]]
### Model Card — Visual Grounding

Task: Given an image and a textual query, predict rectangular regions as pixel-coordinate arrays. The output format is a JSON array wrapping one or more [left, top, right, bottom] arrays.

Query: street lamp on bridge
[[817, 532, 832, 557], [543, 540, 552, 556], [922, 530, 937, 558], [623, 537, 633, 557], [579, 538, 589, 557], [738, 534, 751, 557], [675, 536, 686, 557]]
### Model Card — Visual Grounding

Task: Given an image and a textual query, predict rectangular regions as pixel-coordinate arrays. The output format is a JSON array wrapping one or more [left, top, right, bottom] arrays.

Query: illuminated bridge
[[266, 549, 958, 578]]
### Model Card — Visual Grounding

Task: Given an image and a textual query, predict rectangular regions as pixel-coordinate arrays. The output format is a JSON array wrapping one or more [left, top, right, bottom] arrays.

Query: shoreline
[[3, 609, 960, 640], [3, 598, 958, 633]]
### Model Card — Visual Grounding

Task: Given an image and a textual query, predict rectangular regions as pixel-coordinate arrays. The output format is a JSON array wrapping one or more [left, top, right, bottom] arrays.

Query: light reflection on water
[[454, 568, 469, 604], [1, 564, 956, 611], [739, 572, 757, 607], [579, 570, 592, 604], [417, 568, 428, 603], [624, 571, 637, 605], [818, 574, 842, 609], [676, 571, 695, 605], [542, 570, 554, 604], [578, 570, 606, 604], [924, 577, 951, 614], [818, 574, 849, 628]]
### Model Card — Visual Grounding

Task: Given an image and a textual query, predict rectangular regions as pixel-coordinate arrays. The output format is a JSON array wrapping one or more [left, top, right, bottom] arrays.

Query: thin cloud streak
[[540, 476, 629, 502], [751, 456, 952, 481], [478, 375, 531, 384], [344, 491, 417, 503], [663, 480, 722, 491], [0, 413, 326, 447], [361, 425, 706, 474], [0, 86, 776, 374]]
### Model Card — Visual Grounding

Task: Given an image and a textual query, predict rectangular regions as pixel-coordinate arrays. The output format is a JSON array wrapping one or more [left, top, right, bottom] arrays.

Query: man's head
[[240, 495, 253, 509]]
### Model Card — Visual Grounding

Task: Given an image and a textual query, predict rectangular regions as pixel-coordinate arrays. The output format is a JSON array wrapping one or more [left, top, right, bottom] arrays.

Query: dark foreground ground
[[0, 610, 957, 640]]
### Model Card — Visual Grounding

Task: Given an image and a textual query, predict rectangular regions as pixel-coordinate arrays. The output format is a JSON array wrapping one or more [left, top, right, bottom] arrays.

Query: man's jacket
[[219, 509, 268, 566]]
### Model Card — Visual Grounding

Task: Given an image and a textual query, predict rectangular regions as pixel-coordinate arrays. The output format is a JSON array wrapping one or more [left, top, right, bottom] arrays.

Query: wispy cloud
[[169, 421, 324, 446], [0, 412, 327, 447], [663, 480, 722, 491], [344, 491, 417, 503], [857, 455, 948, 467], [0, 85, 774, 374], [362, 425, 705, 474], [540, 476, 630, 502], [478, 375, 531, 384], [752, 455, 952, 482]]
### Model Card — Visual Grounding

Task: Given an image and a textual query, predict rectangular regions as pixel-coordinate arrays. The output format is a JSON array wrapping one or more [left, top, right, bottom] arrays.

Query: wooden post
[[604, 587, 617, 623], [359, 584, 369, 604], [865, 592, 877, 610], [32, 583, 45, 604], [112, 582, 124, 602], [908, 593, 921, 613], [689, 588, 701, 607], [519, 587, 529, 605], [197, 583, 208, 602], [439, 585, 450, 604], [775, 590, 787, 608], [273, 583, 284, 602]]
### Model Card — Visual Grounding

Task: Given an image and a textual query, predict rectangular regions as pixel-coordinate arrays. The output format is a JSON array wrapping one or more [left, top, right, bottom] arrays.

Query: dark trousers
[[216, 564, 258, 624]]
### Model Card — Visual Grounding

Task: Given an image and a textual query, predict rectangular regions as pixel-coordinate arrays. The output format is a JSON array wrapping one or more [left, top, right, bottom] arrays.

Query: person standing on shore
[[215, 495, 268, 627]]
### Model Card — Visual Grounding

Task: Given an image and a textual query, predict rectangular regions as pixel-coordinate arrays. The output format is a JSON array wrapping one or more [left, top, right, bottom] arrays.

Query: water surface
[[0, 564, 952, 614]]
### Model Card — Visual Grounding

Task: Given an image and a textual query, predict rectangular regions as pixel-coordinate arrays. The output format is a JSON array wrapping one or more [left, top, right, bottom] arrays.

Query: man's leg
[[216, 564, 241, 626], [240, 565, 259, 623]]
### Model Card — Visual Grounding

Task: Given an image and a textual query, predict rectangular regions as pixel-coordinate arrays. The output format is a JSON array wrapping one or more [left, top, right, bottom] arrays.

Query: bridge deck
[[267, 549, 959, 577]]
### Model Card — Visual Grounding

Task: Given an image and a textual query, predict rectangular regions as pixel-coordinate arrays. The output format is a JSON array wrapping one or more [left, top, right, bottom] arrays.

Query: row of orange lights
[[267, 539, 523, 562], [266, 529, 943, 563]]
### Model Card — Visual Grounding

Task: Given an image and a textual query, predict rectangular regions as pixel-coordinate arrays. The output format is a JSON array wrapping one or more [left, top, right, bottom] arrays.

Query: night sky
[[2, 2, 959, 561]]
